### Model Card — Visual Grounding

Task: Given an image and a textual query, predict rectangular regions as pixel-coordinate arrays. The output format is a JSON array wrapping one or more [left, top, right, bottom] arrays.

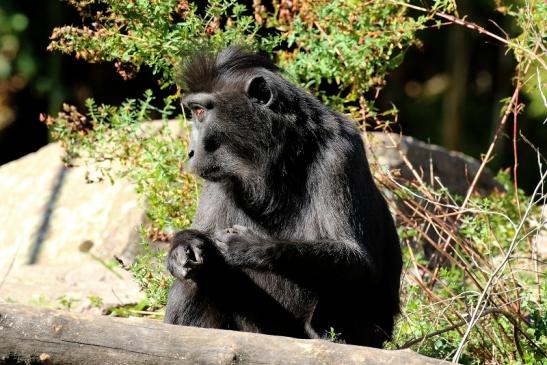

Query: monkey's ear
[[246, 76, 273, 106]]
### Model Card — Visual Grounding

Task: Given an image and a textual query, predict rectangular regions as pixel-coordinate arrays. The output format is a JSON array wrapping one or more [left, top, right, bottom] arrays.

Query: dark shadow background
[[0, 0, 545, 193]]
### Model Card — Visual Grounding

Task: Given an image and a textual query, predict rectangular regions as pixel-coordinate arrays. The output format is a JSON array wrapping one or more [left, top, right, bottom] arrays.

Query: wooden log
[[0, 304, 451, 365]]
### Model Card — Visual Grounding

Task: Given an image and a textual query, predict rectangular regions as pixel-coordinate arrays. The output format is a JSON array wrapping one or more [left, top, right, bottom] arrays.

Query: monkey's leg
[[166, 266, 318, 340], [164, 278, 235, 328], [229, 269, 319, 339]]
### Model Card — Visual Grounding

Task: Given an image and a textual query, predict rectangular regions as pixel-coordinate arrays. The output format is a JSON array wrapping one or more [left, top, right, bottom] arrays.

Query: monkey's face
[[183, 75, 280, 183]]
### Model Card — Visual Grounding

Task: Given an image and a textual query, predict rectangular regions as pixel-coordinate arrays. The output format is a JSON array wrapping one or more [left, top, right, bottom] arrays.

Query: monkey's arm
[[214, 228, 376, 284]]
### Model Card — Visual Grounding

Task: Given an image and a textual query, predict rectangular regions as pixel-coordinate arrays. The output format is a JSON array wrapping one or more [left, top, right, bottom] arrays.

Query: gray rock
[[365, 132, 504, 196], [0, 142, 144, 310]]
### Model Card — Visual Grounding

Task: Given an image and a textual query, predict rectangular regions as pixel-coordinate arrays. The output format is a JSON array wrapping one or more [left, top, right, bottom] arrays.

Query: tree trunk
[[0, 304, 451, 365]]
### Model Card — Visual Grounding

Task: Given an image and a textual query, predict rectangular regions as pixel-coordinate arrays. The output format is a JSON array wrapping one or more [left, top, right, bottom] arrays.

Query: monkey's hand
[[214, 225, 254, 250], [214, 225, 264, 267], [167, 229, 220, 281]]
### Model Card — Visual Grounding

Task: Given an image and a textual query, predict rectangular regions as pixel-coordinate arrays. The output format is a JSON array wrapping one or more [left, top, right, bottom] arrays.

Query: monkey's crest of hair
[[178, 47, 279, 93]]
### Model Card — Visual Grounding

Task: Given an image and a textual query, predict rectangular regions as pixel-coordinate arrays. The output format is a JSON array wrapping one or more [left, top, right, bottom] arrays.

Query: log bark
[[0, 304, 451, 365]]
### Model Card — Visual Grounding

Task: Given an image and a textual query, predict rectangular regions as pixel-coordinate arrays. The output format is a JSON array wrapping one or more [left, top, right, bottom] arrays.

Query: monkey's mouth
[[199, 166, 225, 182]]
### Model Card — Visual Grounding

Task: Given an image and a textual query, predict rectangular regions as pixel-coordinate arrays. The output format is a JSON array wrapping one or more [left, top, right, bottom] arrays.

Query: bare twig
[[453, 167, 547, 362], [391, 1, 547, 70], [402, 307, 546, 358], [461, 86, 521, 210], [513, 70, 523, 213]]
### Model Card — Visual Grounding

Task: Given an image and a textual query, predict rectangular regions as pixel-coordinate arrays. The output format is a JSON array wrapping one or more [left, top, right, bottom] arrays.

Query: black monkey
[[165, 47, 402, 347]]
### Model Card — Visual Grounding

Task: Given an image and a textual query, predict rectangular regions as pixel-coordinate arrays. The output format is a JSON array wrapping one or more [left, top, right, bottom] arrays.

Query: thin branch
[[460, 85, 521, 210], [453, 167, 547, 362], [401, 308, 546, 358], [391, 1, 547, 70]]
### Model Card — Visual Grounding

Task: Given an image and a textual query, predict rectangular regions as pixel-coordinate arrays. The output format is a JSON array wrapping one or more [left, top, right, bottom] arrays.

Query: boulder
[[0, 142, 144, 311], [365, 132, 504, 196]]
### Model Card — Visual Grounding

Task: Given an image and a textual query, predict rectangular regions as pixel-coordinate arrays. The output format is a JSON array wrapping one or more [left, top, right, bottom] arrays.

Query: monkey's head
[[179, 47, 308, 184]]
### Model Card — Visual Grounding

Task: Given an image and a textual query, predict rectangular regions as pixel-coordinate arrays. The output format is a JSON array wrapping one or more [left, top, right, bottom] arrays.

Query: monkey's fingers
[[213, 230, 232, 252], [188, 243, 204, 265], [213, 239, 229, 253], [184, 259, 203, 269], [168, 260, 193, 280]]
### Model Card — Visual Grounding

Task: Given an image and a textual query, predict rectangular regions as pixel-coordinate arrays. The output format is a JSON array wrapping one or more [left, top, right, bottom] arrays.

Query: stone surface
[[0, 142, 145, 310], [365, 132, 504, 196], [0, 262, 141, 313]]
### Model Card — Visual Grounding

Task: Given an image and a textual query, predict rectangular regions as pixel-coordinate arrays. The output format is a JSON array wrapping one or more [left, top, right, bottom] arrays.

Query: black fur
[[165, 46, 402, 347]]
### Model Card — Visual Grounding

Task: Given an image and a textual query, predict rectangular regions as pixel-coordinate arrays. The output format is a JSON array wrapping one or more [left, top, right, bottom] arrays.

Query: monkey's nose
[[204, 137, 220, 153], [188, 150, 195, 158]]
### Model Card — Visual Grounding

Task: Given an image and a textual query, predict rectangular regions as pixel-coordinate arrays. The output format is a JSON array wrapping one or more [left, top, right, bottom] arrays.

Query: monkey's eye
[[192, 106, 205, 121]]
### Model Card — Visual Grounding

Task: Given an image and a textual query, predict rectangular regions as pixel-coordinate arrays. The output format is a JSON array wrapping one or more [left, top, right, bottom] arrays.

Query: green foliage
[[87, 295, 104, 309], [48, 0, 430, 120], [57, 295, 79, 310], [325, 327, 343, 343], [281, 0, 427, 118], [45, 90, 197, 232], [28, 295, 51, 308], [505, 0, 546, 69], [130, 228, 172, 309], [389, 172, 546, 364], [105, 298, 161, 318], [49, 0, 278, 85], [495, 0, 547, 121], [395, 280, 547, 364]]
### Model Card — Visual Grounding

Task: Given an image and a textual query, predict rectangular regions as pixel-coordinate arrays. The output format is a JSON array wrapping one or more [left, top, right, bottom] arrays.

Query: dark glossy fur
[[165, 47, 402, 347]]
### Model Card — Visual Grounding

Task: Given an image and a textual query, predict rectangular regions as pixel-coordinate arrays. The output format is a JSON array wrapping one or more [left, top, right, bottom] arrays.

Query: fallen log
[[0, 304, 451, 365]]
